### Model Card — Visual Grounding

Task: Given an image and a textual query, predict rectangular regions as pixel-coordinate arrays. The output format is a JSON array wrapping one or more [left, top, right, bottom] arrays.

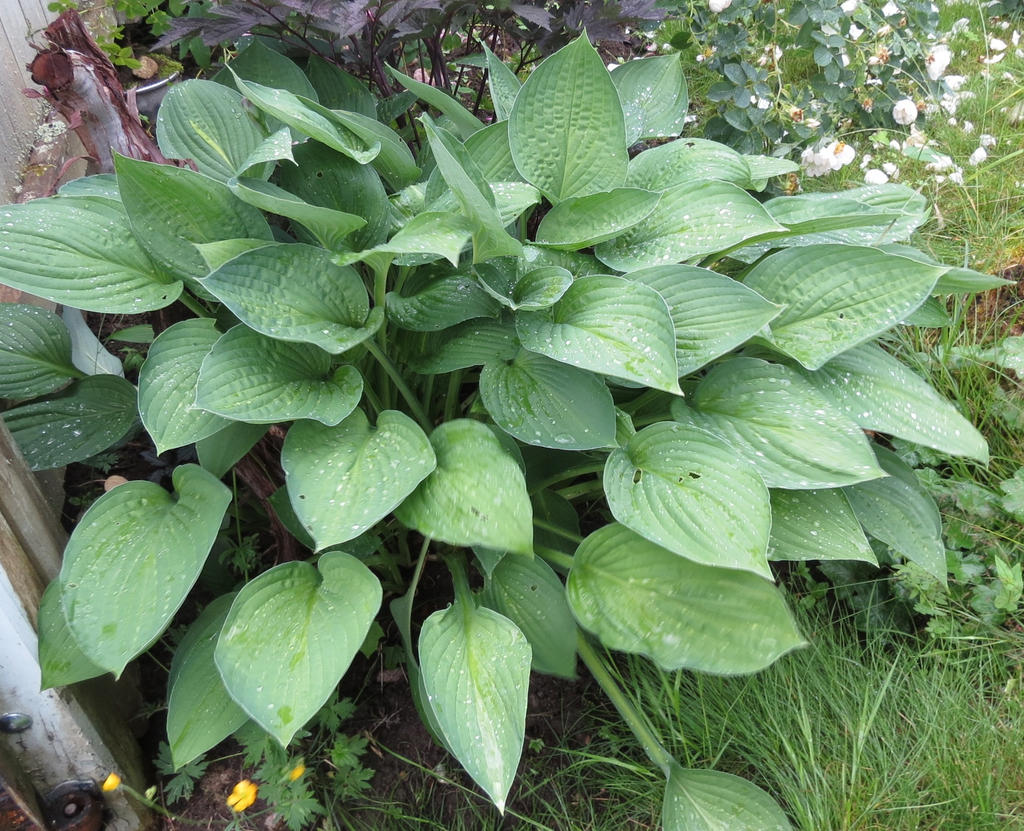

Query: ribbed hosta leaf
[[626, 264, 781, 375], [663, 763, 793, 831], [482, 42, 521, 121], [742, 245, 946, 369], [567, 524, 804, 673], [803, 343, 987, 462], [604, 422, 771, 576], [215, 552, 381, 745], [675, 357, 884, 488], [626, 138, 752, 191], [282, 409, 436, 549], [611, 55, 688, 145], [0, 303, 80, 399], [196, 326, 362, 425], [202, 243, 381, 354], [515, 275, 680, 394], [480, 349, 617, 450], [534, 188, 660, 250], [138, 319, 231, 454], [508, 35, 627, 202], [387, 269, 501, 331], [408, 319, 519, 374], [768, 488, 876, 563], [395, 419, 533, 555], [595, 181, 785, 271], [475, 260, 572, 311], [419, 601, 530, 812]]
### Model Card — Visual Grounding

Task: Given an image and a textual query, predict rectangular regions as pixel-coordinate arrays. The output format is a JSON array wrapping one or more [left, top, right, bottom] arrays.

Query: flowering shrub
[[670, 0, 953, 156]]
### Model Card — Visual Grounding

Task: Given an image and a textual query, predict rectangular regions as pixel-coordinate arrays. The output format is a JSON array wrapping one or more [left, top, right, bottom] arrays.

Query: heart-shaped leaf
[[475, 260, 573, 311], [387, 269, 501, 331], [516, 275, 680, 394], [408, 319, 520, 374], [768, 488, 876, 564], [396, 419, 533, 555], [481, 554, 577, 678], [534, 188, 661, 250], [0, 303, 81, 399], [5, 374, 138, 471], [60, 465, 231, 676], [197, 326, 362, 425], [803, 343, 987, 462], [604, 422, 771, 576], [662, 763, 793, 831], [611, 55, 688, 145], [202, 243, 380, 354], [567, 524, 805, 673], [138, 319, 231, 454], [167, 595, 249, 769], [282, 409, 436, 549], [0, 197, 180, 312], [626, 264, 781, 375], [626, 137, 752, 191], [38, 581, 106, 690], [196, 422, 268, 478], [419, 601, 531, 812], [677, 357, 885, 488], [480, 349, 616, 450], [743, 245, 946, 369], [508, 34, 627, 202], [215, 552, 382, 745]]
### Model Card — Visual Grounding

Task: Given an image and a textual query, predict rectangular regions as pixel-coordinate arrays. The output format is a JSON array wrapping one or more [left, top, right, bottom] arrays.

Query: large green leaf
[[215, 552, 382, 745], [138, 319, 231, 454], [4, 375, 138, 471], [0, 303, 80, 399], [610, 55, 688, 146], [803, 343, 987, 462], [465, 121, 519, 181], [202, 243, 380, 354], [480, 348, 617, 450], [232, 76, 380, 164], [515, 275, 680, 394], [419, 601, 530, 811], [626, 138, 752, 191], [220, 39, 318, 99], [626, 265, 781, 375], [743, 245, 946, 369], [38, 581, 106, 689], [318, 106, 419, 190], [386, 268, 501, 331], [407, 319, 520, 374], [306, 55, 376, 117], [508, 35, 627, 203], [167, 595, 249, 769], [595, 181, 785, 271], [843, 447, 946, 583], [0, 197, 180, 312], [59, 465, 231, 676], [395, 419, 533, 554], [567, 524, 805, 673], [481, 555, 576, 678], [534, 188, 661, 250], [340, 212, 473, 270], [196, 326, 362, 424], [227, 178, 365, 251], [481, 43, 521, 121], [663, 763, 793, 831], [156, 80, 268, 180], [677, 357, 885, 489], [475, 261, 572, 311], [604, 422, 771, 576], [421, 116, 522, 262], [768, 488, 876, 563], [115, 155, 272, 282], [196, 421, 268, 478], [384, 64, 485, 140], [282, 409, 436, 549], [274, 141, 391, 251]]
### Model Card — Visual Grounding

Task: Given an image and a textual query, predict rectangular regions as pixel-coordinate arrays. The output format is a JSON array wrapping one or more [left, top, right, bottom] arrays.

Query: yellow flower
[[287, 762, 306, 782], [226, 779, 259, 812], [101, 773, 121, 792]]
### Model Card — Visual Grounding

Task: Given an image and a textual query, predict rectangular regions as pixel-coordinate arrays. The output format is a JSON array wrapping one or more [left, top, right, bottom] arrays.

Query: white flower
[[755, 97, 771, 110], [709, 0, 732, 12], [826, 139, 856, 168], [963, 120, 974, 132], [892, 98, 919, 125], [944, 74, 966, 91], [968, 146, 987, 165], [990, 36, 1007, 51], [951, 17, 970, 35], [926, 154, 955, 171], [948, 116, 957, 126], [801, 147, 833, 177], [864, 168, 890, 184], [980, 133, 997, 148], [940, 93, 959, 115], [860, 152, 873, 169], [882, 161, 900, 177], [804, 117, 821, 129], [841, 0, 858, 11], [849, 23, 864, 39], [1013, 30, 1021, 46], [881, 0, 900, 16], [904, 126, 928, 147], [949, 168, 964, 185], [982, 53, 1005, 65], [926, 44, 952, 80]]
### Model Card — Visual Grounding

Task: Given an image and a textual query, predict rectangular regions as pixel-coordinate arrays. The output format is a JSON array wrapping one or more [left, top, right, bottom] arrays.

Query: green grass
[[599, 608, 1024, 831]]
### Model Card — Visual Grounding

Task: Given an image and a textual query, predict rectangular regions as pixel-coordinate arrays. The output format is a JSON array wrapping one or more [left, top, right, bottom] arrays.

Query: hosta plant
[[0, 35, 1004, 828]]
